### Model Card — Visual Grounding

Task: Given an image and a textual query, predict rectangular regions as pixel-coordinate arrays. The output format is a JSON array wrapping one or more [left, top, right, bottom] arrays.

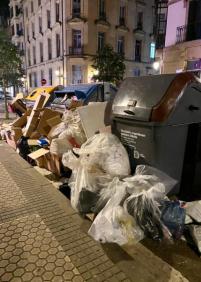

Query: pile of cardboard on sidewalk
[[0, 93, 109, 177]]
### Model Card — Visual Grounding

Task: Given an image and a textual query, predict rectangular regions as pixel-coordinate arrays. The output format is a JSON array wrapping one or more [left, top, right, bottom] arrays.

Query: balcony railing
[[17, 29, 23, 36], [99, 12, 106, 21], [176, 22, 201, 44], [69, 46, 83, 55]]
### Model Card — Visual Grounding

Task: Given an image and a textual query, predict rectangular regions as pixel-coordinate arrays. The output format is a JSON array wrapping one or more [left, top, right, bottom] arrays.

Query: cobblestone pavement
[[0, 142, 131, 282]]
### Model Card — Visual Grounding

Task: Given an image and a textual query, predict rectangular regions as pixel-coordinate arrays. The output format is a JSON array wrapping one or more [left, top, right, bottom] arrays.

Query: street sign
[[41, 79, 47, 86]]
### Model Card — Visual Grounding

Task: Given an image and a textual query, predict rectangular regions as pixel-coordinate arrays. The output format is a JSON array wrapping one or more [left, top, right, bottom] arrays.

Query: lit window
[[150, 42, 156, 59]]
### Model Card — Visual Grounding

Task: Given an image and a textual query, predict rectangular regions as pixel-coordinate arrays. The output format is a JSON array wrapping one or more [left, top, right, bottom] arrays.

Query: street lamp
[[153, 61, 160, 71]]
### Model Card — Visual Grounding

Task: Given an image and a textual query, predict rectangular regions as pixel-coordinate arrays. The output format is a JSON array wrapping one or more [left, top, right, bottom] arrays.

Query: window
[[137, 12, 143, 30], [40, 42, 43, 62], [29, 73, 32, 88], [32, 22, 35, 38], [72, 65, 82, 84], [33, 72, 37, 87], [28, 48, 31, 66], [98, 32, 105, 51], [150, 42, 155, 60], [135, 40, 142, 62], [72, 29, 82, 54], [40, 70, 44, 83], [47, 10, 51, 29], [39, 17, 42, 33], [117, 36, 124, 55], [133, 68, 140, 77], [11, 25, 14, 36], [33, 46, 36, 64], [16, 23, 20, 35], [26, 26, 29, 42], [49, 68, 53, 85], [10, 7, 13, 18], [56, 34, 60, 57], [25, 7, 28, 18], [38, 0, 41, 7], [56, 2, 60, 22], [15, 6, 20, 17], [48, 38, 52, 60], [119, 4, 126, 25], [31, 1, 34, 13], [99, 0, 106, 19], [72, 0, 80, 17]]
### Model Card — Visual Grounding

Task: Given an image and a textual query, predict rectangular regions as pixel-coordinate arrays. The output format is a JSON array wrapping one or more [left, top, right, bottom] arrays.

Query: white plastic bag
[[74, 133, 131, 177], [50, 137, 72, 156], [88, 180, 144, 245]]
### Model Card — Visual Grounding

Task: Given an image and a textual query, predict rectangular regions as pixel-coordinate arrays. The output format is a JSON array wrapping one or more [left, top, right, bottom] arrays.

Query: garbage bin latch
[[124, 100, 137, 115]]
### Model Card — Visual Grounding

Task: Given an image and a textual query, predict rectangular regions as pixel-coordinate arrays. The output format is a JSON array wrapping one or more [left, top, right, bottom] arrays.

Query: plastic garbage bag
[[50, 137, 72, 156], [88, 182, 144, 245], [74, 133, 131, 177], [161, 200, 186, 239], [123, 165, 177, 199]]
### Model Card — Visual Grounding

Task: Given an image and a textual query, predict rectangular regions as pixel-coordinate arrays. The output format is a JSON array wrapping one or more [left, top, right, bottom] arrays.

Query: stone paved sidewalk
[[0, 142, 131, 282]]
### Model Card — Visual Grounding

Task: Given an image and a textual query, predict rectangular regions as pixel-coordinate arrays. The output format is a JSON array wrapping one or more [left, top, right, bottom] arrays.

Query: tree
[[92, 44, 126, 86], [0, 31, 24, 119]]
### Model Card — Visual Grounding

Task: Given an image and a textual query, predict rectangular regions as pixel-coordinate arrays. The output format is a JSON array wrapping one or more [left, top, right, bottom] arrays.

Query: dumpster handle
[[188, 105, 200, 111], [124, 110, 135, 115]]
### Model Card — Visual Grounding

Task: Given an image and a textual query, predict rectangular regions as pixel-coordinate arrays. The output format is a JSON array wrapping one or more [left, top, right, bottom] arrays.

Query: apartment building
[[10, 0, 155, 89], [157, 0, 201, 74]]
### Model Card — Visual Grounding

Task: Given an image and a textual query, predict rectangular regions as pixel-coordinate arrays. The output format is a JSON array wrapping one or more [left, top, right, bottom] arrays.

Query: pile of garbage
[[1, 93, 201, 255], [0, 93, 88, 176]]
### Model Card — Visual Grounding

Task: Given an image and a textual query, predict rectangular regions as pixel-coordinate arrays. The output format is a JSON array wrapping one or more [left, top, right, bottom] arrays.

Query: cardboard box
[[30, 131, 41, 139], [46, 115, 62, 127], [27, 139, 39, 146], [11, 127, 23, 142], [11, 99, 27, 114], [37, 109, 61, 136], [32, 94, 47, 111], [12, 109, 32, 128], [28, 148, 50, 168]]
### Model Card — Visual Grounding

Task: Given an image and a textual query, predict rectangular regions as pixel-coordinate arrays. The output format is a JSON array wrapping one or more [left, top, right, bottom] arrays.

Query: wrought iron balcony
[[69, 46, 84, 56], [17, 29, 23, 36], [176, 22, 201, 44]]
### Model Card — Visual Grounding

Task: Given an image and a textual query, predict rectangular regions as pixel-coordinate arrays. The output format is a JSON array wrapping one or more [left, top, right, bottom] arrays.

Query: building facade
[[157, 0, 201, 75], [10, 0, 155, 89]]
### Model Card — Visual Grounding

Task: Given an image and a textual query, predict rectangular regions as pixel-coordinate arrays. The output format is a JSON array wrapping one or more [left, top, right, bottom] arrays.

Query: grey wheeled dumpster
[[112, 72, 201, 199]]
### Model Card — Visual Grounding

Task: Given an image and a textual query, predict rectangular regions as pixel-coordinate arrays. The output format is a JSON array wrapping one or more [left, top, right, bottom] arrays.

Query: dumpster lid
[[112, 73, 198, 122]]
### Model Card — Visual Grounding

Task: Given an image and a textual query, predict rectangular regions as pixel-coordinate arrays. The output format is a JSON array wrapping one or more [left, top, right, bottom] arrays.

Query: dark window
[[33, 72, 37, 87], [47, 10, 51, 29], [32, 22, 35, 38], [15, 5, 20, 17], [98, 32, 105, 51], [49, 68, 53, 85], [40, 70, 44, 83], [16, 23, 20, 35], [135, 40, 141, 62], [48, 38, 52, 60], [31, 1, 34, 13], [56, 34, 60, 57], [28, 48, 31, 66], [137, 12, 143, 30], [11, 25, 14, 36], [38, 0, 41, 7], [33, 46, 36, 64], [72, 29, 81, 48], [39, 17, 42, 33], [40, 42, 43, 62], [10, 7, 13, 18], [117, 36, 124, 54], [56, 3, 60, 22], [72, 0, 80, 17], [29, 73, 32, 87], [99, 0, 106, 19], [119, 5, 126, 25], [72, 65, 82, 84], [26, 26, 29, 41]]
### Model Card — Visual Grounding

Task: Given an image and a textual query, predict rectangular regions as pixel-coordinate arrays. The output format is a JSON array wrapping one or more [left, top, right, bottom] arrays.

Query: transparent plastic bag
[[74, 133, 131, 177], [88, 182, 144, 245], [50, 137, 72, 156]]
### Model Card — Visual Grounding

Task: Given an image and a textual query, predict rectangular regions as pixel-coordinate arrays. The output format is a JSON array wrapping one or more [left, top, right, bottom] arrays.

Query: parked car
[[0, 91, 12, 100], [48, 82, 117, 112], [25, 85, 64, 107]]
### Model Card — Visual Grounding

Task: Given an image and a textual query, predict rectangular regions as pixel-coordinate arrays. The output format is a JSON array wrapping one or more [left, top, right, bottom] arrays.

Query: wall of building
[[165, 0, 187, 47]]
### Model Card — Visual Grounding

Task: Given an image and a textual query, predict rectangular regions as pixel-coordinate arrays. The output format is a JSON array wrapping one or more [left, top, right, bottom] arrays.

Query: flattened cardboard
[[28, 148, 49, 160], [32, 94, 46, 111], [12, 109, 32, 128], [30, 131, 41, 139], [11, 127, 23, 142], [27, 139, 39, 146], [77, 102, 107, 138], [46, 115, 62, 127]]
